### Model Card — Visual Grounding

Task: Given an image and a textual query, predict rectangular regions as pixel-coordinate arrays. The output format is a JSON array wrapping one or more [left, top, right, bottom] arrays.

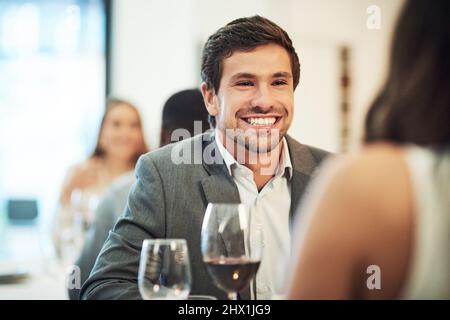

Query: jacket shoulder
[[286, 135, 332, 162], [139, 133, 207, 166], [303, 144, 332, 163]]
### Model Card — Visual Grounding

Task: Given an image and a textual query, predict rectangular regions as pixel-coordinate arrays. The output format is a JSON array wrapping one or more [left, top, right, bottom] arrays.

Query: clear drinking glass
[[201, 203, 262, 300], [138, 239, 192, 300]]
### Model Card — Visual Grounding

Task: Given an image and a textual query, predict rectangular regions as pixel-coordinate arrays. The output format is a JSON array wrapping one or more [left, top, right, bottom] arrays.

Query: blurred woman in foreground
[[287, 0, 450, 299]]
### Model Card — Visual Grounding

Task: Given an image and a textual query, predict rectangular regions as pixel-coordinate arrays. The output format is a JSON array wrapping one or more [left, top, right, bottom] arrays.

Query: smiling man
[[81, 15, 329, 300], [202, 41, 296, 188]]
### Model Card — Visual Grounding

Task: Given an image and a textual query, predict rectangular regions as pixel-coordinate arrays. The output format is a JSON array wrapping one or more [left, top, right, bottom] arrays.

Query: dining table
[[0, 223, 68, 300]]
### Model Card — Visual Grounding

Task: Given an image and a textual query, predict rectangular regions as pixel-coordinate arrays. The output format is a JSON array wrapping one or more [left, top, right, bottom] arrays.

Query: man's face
[[203, 43, 295, 153]]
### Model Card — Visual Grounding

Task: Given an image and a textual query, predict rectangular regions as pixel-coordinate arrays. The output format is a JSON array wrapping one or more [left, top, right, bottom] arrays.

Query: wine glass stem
[[228, 292, 238, 300]]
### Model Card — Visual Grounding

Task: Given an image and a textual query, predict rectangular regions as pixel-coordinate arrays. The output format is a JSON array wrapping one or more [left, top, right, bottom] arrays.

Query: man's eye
[[236, 81, 253, 86], [273, 80, 287, 86]]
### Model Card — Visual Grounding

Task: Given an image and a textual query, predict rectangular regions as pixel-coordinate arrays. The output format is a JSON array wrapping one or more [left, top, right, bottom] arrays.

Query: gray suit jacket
[[80, 132, 329, 300]]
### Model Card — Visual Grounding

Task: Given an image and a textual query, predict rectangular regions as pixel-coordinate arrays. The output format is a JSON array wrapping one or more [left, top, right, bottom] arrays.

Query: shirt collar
[[215, 129, 293, 180]]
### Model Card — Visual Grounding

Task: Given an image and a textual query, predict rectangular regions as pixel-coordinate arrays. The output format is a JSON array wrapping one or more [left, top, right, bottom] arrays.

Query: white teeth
[[245, 117, 277, 126]]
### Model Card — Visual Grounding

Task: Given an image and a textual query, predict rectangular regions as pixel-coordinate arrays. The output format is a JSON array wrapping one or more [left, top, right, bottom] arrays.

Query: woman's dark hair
[[364, 0, 450, 147], [201, 15, 300, 128], [91, 98, 148, 164]]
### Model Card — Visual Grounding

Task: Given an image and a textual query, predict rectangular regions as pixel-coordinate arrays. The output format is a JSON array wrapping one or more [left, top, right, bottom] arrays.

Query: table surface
[[0, 266, 68, 300], [0, 224, 68, 300]]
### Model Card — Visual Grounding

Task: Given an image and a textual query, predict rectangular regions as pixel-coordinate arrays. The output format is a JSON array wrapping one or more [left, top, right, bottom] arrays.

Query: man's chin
[[239, 135, 283, 154], [221, 127, 286, 153]]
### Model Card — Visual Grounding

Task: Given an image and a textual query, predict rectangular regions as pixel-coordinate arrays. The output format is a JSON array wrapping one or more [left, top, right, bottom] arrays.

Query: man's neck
[[217, 130, 283, 191]]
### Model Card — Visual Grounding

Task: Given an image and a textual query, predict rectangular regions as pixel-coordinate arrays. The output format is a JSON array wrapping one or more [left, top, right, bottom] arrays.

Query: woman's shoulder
[[339, 142, 404, 166], [318, 142, 413, 223], [322, 143, 408, 186]]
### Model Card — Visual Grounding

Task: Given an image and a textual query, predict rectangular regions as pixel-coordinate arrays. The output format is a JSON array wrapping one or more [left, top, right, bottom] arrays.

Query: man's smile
[[238, 114, 284, 130]]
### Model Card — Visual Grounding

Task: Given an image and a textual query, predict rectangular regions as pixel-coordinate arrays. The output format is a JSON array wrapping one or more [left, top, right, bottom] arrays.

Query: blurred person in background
[[287, 0, 450, 299], [68, 89, 209, 299], [52, 98, 148, 265], [160, 89, 210, 146]]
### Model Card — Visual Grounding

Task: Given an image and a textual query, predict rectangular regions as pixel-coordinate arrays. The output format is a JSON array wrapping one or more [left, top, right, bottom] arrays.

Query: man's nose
[[250, 85, 276, 111]]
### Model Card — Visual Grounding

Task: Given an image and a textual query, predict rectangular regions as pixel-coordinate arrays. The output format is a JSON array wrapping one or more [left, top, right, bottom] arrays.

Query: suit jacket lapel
[[286, 135, 320, 227], [200, 133, 241, 204]]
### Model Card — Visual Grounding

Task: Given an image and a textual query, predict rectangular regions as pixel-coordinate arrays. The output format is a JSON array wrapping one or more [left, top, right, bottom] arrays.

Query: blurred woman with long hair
[[53, 98, 148, 262]]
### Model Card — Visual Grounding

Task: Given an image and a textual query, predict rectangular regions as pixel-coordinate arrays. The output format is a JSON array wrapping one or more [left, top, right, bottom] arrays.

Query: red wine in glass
[[204, 257, 261, 293], [201, 203, 263, 300]]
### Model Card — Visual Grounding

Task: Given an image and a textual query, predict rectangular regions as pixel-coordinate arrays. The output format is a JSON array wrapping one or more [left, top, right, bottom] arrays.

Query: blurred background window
[[0, 0, 109, 256]]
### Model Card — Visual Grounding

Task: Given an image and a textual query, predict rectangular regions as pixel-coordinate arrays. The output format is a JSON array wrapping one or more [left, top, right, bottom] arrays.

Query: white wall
[[111, 0, 404, 151], [111, 0, 198, 149]]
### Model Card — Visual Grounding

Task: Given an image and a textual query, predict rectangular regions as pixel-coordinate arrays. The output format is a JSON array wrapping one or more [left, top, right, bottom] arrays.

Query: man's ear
[[201, 82, 219, 117]]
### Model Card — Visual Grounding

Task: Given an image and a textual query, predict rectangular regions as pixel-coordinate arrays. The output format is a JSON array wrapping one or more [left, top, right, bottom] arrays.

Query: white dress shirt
[[215, 132, 292, 299]]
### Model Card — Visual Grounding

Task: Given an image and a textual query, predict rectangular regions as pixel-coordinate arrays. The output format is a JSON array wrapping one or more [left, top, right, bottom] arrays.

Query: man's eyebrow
[[229, 71, 293, 81], [273, 72, 292, 78], [229, 73, 257, 81]]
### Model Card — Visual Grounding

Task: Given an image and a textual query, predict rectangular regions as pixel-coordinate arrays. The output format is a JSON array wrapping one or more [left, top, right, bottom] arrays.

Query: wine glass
[[201, 203, 262, 300], [138, 239, 192, 300], [58, 190, 98, 270]]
